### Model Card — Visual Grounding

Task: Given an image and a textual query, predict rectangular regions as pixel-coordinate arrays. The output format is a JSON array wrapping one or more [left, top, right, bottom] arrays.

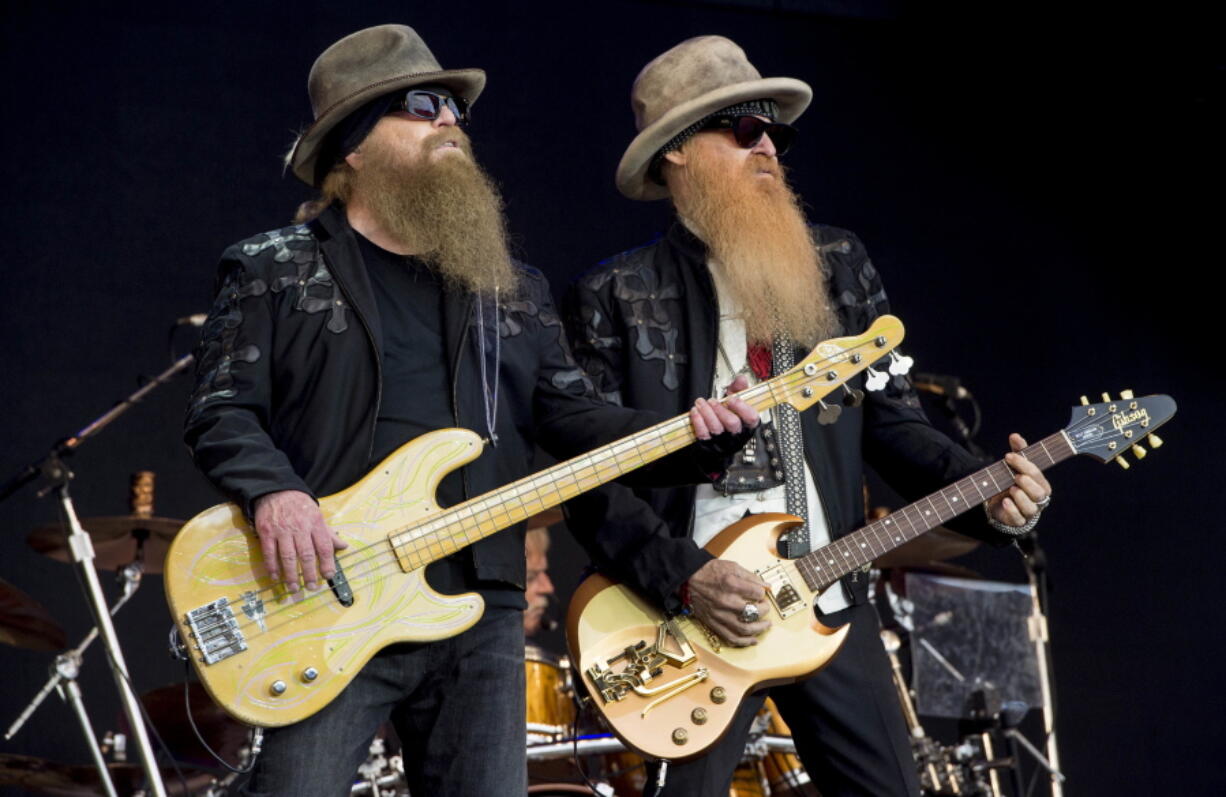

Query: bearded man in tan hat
[[565, 35, 1053, 796], [184, 25, 757, 796]]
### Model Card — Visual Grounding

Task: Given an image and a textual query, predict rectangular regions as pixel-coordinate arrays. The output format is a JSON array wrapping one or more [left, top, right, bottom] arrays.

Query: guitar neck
[[387, 371, 790, 570], [795, 431, 1074, 592]]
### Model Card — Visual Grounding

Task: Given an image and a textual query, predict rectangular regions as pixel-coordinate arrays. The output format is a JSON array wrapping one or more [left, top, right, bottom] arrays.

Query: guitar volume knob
[[672, 728, 688, 745], [691, 708, 708, 725], [270, 680, 287, 696], [710, 686, 727, 704]]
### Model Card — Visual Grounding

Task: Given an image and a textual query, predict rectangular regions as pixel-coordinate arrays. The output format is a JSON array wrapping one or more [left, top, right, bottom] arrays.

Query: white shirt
[[692, 256, 851, 614]]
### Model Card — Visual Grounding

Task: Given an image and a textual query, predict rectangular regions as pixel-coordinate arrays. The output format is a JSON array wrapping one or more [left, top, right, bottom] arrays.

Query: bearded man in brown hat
[[184, 25, 757, 796], [564, 35, 1053, 796]]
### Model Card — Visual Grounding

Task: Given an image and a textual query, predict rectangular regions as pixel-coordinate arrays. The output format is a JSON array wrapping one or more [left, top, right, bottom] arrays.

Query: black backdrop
[[0, 1, 1218, 794]]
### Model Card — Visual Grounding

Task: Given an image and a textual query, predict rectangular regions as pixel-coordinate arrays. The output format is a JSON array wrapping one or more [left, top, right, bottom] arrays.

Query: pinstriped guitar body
[[163, 316, 906, 728], [164, 428, 487, 728]]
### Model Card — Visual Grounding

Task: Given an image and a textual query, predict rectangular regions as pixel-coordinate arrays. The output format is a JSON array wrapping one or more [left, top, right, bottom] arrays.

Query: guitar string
[[193, 388, 1141, 650], [190, 342, 874, 640], [198, 378, 1146, 650], [793, 438, 1060, 590], [195, 398, 1148, 654], [793, 406, 1153, 589], [204, 350, 870, 640], [212, 414, 1112, 650]]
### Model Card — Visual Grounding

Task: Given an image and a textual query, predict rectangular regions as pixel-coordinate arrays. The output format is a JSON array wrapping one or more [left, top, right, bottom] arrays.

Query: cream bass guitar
[[568, 392, 1176, 760], [164, 316, 906, 727]]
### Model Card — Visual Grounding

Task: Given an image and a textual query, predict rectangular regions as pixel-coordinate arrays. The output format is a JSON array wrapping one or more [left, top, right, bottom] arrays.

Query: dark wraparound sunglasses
[[706, 115, 796, 155], [390, 89, 470, 125]]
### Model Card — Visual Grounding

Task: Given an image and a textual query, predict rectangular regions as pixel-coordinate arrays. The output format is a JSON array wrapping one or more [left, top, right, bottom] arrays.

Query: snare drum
[[525, 645, 576, 743]]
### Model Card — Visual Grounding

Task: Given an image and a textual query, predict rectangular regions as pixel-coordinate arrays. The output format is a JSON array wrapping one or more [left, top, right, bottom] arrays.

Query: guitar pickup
[[759, 564, 808, 619]]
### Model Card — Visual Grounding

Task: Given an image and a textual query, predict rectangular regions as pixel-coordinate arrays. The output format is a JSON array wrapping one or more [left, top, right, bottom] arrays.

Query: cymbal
[[0, 578, 66, 652], [132, 682, 249, 769], [0, 750, 129, 794], [0, 753, 212, 796], [873, 526, 981, 569], [28, 515, 182, 574]]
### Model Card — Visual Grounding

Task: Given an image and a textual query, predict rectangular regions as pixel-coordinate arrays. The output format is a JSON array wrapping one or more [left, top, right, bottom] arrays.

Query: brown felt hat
[[286, 24, 486, 186], [616, 36, 812, 201]]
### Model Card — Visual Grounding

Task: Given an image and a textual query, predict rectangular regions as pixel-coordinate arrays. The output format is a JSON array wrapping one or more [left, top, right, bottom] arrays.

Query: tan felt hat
[[287, 24, 486, 186], [616, 35, 812, 201]]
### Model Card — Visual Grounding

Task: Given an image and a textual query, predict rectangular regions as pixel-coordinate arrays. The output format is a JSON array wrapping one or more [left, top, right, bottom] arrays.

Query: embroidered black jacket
[[564, 222, 1011, 611], [184, 206, 721, 588]]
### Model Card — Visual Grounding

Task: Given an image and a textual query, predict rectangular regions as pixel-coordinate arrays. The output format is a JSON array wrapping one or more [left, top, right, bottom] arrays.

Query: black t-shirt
[[358, 233, 523, 609]]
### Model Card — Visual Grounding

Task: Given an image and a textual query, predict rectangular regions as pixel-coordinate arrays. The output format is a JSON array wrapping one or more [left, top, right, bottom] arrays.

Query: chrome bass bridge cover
[[184, 597, 247, 665]]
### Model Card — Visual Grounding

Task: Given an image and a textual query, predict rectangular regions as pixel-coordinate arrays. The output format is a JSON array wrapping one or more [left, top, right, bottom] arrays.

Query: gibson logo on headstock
[[1112, 408, 1150, 431]]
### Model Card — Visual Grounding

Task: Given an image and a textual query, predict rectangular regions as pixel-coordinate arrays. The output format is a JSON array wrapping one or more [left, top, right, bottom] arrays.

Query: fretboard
[[794, 431, 1073, 592], [385, 352, 825, 571]]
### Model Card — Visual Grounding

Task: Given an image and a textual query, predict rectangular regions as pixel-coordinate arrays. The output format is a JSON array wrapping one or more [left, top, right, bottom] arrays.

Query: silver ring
[[1036, 495, 1052, 510], [739, 603, 760, 624]]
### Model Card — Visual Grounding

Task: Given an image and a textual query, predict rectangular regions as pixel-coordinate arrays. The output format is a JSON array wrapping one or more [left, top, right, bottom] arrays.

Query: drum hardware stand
[[0, 352, 195, 797], [1016, 532, 1065, 795], [5, 559, 145, 750]]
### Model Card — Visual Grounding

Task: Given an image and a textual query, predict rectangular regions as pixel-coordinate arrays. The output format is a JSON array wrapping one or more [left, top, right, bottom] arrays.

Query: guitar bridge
[[184, 597, 247, 665], [585, 618, 699, 705]]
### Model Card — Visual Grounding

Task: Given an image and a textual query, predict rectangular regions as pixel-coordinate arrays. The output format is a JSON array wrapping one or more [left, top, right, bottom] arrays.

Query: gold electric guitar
[[568, 392, 1177, 760], [164, 316, 906, 727]]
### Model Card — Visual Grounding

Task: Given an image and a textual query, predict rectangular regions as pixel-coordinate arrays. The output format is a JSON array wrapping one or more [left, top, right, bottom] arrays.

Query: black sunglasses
[[390, 89, 470, 125], [705, 115, 796, 155]]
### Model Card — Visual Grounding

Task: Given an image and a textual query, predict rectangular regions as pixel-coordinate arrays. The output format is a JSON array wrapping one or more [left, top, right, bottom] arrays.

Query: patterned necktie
[[771, 332, 809, 557]]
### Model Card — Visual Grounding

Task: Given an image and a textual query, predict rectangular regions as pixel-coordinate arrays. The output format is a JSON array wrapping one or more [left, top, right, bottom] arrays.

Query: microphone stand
[[1017, 532, 1065, 795], [0, 352, 194, 797]]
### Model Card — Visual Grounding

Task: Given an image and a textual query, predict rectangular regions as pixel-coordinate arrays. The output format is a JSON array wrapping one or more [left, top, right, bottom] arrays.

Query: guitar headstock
[[1065, 391, 1177, 468], [780, 314, 906, 412]]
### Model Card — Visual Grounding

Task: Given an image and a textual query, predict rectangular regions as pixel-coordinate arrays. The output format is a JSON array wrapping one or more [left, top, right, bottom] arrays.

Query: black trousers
[[654, 602, 921, 797]]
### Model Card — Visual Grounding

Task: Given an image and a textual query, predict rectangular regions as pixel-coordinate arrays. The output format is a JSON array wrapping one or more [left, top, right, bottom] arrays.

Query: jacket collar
[[313, 204, 384, 356], [666, 219, 711, 266]]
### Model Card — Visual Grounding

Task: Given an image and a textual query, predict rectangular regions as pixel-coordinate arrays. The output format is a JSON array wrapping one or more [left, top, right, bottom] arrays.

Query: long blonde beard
[[351, 127, 518, 296], [673, 147, 835, 348]]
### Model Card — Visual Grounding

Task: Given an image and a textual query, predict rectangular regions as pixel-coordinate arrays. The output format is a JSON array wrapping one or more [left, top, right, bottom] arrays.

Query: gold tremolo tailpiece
[[586, 618, 709, 716]]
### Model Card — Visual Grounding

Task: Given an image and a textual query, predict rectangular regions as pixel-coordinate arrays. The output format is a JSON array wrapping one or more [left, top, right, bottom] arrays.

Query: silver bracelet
[[984, 502, 1041, 536]]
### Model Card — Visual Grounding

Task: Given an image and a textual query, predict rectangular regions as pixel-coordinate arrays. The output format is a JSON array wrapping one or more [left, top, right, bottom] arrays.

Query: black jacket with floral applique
[[563, 222, 1012, 611], [184, 205, 722, 588]]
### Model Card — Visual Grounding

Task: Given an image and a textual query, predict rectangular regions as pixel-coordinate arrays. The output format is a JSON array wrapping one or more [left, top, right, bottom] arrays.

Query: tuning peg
[[1148, 433, 1163, 449], [887, 351, 914, 376], [1115, 456, 1131, 470], [1080, 396, 1090, 406], [865, 366, 889, 392], [1120, 389, 1134, 400], [1131, 444, 1147, 459], [1101, 392, 1112, 402]]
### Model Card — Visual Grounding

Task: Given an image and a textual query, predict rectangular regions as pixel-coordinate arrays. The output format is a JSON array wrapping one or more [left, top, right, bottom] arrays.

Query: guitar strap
[[772, 332, 810, 557]]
